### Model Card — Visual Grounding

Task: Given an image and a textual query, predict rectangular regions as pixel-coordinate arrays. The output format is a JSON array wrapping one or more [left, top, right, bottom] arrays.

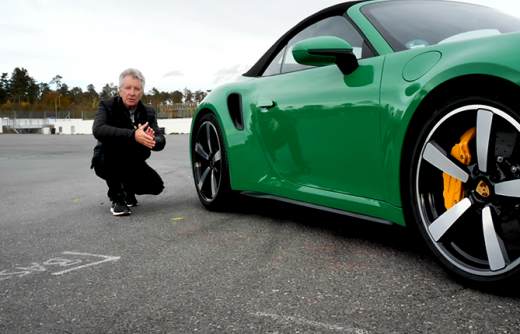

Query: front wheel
[[192, 113, 234, 210], [409, 97, 520, 284]]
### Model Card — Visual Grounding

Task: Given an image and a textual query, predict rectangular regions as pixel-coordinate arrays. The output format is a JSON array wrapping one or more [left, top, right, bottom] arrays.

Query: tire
[[408, 95, 520, 284], [191, 113, 234, 210]]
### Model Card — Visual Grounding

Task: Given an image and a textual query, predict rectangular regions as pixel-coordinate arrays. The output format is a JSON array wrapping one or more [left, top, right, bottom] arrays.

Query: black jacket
[[92, 96, 166, 163]]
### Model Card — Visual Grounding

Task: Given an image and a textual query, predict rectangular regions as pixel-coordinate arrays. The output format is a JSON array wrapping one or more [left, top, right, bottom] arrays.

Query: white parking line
[[52, 252, 120, 275], [252, 312, 372, 333], [1, 252, 121, 281]]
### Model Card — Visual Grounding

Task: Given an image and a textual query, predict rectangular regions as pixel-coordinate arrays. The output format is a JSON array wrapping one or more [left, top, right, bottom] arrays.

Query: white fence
[[2, 118, 52, 133], [1, 118, 193, 135]]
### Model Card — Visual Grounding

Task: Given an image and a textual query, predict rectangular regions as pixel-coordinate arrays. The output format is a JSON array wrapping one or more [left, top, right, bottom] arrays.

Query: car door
[[256, 15, 385, 200]]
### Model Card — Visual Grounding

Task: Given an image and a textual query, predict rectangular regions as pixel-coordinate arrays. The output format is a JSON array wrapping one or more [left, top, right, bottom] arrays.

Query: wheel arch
[[191, 103, 256, 193], [190, 105, 230, 161], [192, 107, 215, 133], [399, 74, 520, 226]]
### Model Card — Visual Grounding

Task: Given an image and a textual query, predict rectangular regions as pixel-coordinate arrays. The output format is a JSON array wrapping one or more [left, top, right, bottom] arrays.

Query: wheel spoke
[[195, 142, 210, 161], [214, 149, 221, 163], [428, 198, 472, 241], [495, 179, 520, 198], [476, 109, 493, 173], [198, 167, 211, 191], [206, 123, 213, 154], [211, 170, 218, 197], [423, 142, 469, 182], [417, 105, 520, 278], [482, 206, 506, 271]]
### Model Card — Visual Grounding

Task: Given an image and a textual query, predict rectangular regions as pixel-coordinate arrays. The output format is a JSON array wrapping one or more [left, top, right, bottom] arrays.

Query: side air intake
[[227, 93, 244, 131]]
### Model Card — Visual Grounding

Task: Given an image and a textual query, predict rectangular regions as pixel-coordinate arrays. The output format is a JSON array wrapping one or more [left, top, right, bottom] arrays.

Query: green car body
[[190, 0, 520, 284], [192, 1, 520, 226]]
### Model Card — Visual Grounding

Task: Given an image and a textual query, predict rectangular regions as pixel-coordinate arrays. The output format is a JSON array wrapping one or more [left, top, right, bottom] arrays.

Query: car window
[[281, 16, 368, 74], [262, 46, 286, 77], [361, 1, 520, 52]]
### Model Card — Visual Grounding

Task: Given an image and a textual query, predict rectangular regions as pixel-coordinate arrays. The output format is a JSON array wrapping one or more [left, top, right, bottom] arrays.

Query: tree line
[[0, 67, 208, 113]]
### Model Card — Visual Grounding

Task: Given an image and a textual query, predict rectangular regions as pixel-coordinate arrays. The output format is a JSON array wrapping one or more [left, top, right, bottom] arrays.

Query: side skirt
[[240, 191, 396, 226]]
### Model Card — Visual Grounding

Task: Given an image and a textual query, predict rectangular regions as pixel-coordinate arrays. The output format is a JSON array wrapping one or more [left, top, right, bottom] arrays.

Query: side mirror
[[292, 36, 359, 75]]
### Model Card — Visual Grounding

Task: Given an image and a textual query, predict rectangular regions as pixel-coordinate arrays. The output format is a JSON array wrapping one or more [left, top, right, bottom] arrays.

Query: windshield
[[361, 0, 520, 52]]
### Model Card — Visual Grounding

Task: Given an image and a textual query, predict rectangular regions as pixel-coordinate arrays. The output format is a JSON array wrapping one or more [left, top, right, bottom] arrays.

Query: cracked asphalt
[[1, 134, 519, 334]]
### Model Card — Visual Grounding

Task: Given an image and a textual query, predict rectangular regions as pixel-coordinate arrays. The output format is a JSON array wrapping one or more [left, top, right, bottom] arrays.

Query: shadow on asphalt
[[217, 194, 520, 297], [231, 195, 429, 254]]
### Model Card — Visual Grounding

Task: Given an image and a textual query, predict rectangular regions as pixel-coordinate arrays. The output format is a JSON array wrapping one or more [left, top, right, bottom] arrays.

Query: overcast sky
[[2, 0, 520, 94]]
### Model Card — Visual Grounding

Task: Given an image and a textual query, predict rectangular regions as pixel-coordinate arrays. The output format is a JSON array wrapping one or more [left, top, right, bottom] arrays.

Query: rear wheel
[[192, 113, 233, 210], [410, 97, 520, 283]]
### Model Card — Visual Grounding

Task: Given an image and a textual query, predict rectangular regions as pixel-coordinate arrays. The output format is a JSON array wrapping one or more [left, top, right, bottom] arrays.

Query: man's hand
[[145, 126, 155, 138], [134, 122, 156, 149]]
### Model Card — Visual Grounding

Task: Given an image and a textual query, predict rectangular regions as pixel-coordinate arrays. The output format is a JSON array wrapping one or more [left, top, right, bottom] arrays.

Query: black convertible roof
[[243, 0, 370, 77]]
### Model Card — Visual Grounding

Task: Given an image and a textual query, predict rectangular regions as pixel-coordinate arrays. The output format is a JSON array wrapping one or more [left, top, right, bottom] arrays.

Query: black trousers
[[94, 152, 164, 202]]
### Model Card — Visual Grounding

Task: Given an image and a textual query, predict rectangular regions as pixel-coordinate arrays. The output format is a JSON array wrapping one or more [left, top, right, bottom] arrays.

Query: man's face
[[119, 76, 143, 109]]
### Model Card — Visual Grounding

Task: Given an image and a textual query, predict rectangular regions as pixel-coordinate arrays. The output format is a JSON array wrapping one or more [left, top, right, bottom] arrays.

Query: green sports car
[[190, 0, 520, 284]]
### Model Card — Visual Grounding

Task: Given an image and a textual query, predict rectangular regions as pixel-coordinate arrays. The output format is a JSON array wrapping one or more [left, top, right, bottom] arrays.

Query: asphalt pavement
[[1, 134, 519, 334]]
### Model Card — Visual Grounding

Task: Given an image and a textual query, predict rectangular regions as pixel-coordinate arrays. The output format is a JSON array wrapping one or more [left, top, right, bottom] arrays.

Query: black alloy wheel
[[410, 99, 520, 283], [192, 113, 233, 210]]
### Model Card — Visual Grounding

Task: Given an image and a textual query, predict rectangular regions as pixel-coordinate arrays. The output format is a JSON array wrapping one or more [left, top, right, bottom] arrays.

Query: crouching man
[[91, 68, 165, 216]]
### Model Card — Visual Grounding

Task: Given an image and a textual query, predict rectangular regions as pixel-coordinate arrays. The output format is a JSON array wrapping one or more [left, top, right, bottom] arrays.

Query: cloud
[[163, 70, 184, 77], [213, 64, 244, 84]]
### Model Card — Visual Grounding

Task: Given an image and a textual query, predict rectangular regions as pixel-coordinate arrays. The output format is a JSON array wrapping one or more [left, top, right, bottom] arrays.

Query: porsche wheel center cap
[[476, 180, 490, 198]]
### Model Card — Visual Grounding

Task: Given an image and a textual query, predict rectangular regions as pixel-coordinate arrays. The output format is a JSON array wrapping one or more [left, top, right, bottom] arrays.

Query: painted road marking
[[52, 252, 120, 275], [0, 251, 120, 281], [252, 312, 372, 334]]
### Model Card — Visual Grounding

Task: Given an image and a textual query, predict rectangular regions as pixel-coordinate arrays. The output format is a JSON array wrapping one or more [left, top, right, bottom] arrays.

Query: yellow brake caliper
[[443, 127, 476, 210]]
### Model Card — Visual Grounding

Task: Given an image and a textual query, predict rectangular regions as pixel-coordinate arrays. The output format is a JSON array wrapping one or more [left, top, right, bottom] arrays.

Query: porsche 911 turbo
[[190, 0, 520, 284]]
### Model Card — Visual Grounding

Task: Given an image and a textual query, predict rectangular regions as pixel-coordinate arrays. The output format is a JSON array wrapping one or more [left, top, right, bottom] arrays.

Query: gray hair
[[119, 68, 146, 90]]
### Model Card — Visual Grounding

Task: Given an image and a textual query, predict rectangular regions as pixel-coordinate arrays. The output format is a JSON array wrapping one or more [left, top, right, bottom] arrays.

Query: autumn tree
[[83, 84, 99, 109], [1, 100, 12, 111], [50, 75, 62, 91], [38, 83, 52, 99], [183, 87, 193, 103], [144, 87, 168, 108], [9, 67, 35, 104], [100, 83, 118, 99], [27, 79, 39, 104], [69, 87, 86, 108], [86, 84, 98, 100], [171, 90, 183, 103], [194, 90, 208, 104], [59, 83, 69, 97], [0, 66, 208, 113], [148, 87, 158, 95], [0, 73, 10, 104]]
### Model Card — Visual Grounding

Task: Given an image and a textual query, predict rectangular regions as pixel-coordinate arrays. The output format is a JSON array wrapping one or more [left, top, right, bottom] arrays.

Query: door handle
[[258, 100, 275, 109]]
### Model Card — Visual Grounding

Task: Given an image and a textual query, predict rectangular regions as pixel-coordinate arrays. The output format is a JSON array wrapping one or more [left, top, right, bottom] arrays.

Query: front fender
[[380, 34, 520, 207]]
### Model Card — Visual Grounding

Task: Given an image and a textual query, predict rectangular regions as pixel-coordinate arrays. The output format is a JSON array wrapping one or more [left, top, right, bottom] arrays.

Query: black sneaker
[[111, 201, 131, 216], [125, 193, 139, 207]]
